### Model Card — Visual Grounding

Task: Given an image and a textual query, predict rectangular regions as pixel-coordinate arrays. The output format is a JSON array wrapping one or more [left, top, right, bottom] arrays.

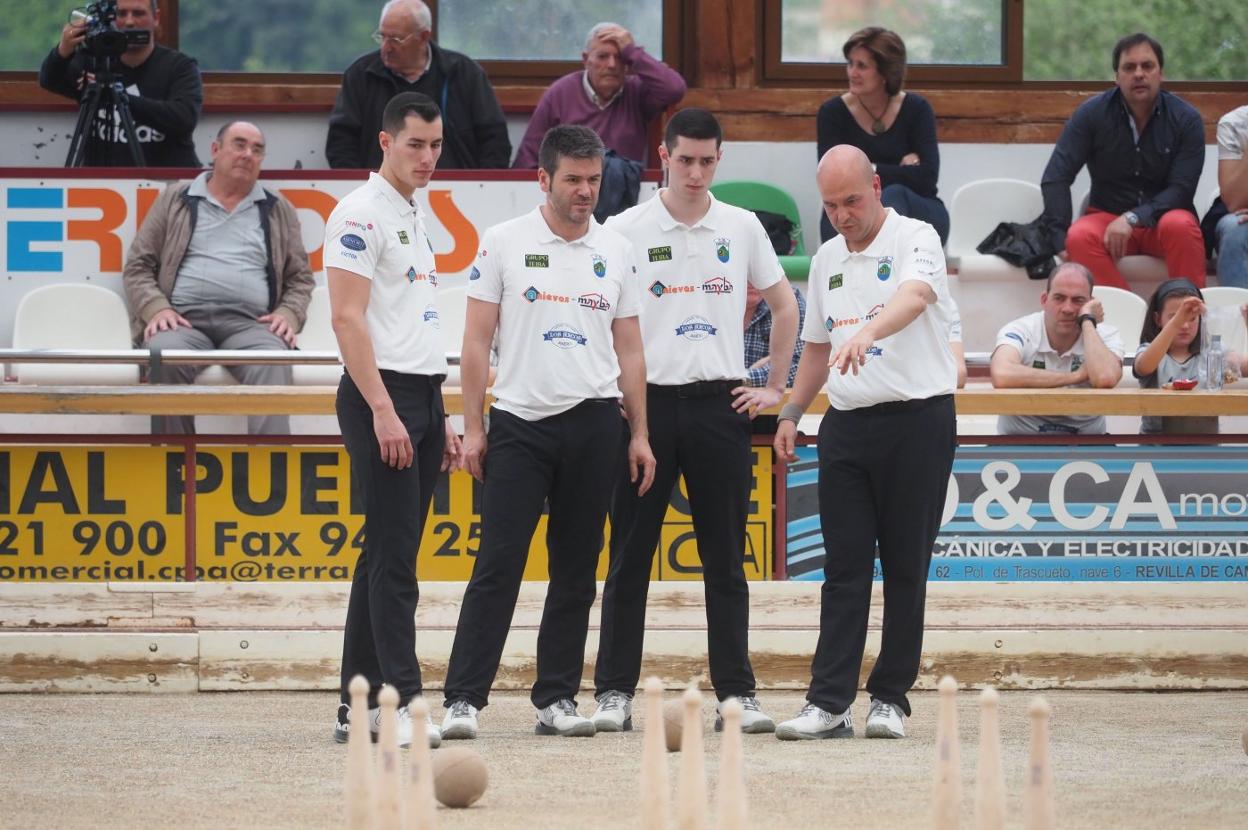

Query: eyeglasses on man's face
[[372, 30, 418, 46]]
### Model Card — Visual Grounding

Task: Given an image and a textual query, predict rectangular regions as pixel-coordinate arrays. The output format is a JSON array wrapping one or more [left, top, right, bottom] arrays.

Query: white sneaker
[[715, 695, 776, 734], [441, 700, 480, 741], [333, 701, 439, 748], [865, 699, 906, 738], [536, 699, 596, 737], [591, 691, 633, 732], [367, 704, 414, 748], [775, 703, 854, 741]]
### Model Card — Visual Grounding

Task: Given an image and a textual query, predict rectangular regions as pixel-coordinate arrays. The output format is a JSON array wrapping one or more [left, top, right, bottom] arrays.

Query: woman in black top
[[815, 27, 949, 244]]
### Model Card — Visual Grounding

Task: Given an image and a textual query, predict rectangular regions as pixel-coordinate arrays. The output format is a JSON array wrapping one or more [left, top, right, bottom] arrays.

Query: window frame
[[167, 0, 685, 85], [761, 0, 1024, 85], [758, 0, 1244, 91]]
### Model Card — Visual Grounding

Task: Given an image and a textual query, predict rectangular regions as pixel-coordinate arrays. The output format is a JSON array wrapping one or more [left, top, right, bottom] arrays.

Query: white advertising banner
[[0, 173, 659, 346]]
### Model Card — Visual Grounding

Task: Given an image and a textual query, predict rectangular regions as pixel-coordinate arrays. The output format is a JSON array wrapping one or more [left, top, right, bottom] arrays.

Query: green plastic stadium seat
[[709, 180, 812, 282]]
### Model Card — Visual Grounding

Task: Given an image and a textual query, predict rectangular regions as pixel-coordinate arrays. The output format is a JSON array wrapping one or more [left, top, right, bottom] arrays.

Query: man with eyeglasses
[[327, 0, 510, 170]]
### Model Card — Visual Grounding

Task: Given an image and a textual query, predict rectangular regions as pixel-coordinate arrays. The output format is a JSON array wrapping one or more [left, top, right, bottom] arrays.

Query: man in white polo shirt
[[324, 92, 460, 750], [990, 262, 1124, 435], [589, 108, 798, 735], [441, 125, 656, 740], [773, 145, 958, 741]]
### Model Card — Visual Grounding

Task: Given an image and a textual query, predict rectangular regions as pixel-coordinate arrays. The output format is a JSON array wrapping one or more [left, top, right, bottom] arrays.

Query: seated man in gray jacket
[[122, 120, 315, 435]]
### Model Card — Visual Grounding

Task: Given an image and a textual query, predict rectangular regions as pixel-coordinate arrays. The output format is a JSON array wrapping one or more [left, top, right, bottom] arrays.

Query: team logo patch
[[1032, 359, 1046, 369], [675, 316, 717, 341], [577, 292, 611, 312], [397, 230, 410, 245], [523, 286, 540, 303], [429, 270, 438, 287], [649, 280, 667, 298], [1071, 356, 1083, 371], [525, 254, 549, 268], [824, 316, 836, 332], [648, 246, 673, 262], [876, 256, 893, 281], [340, 233, 366, 252], [702, 277, 733, 295], [828, 273, 843, 290], [714, 237, 731, 263], [406, 267, 418, 283], [864, 346, 884, 359], [591, 253, 607, 278], [542, 323, 588, 349], [469, 266, 481, 281], [423, 304, 440, 327]]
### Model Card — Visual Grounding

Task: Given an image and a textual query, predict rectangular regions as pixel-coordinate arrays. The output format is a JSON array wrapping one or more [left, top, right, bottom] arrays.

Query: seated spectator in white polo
[[123, 121, 315, 435], [989, 262, 1124, 435]]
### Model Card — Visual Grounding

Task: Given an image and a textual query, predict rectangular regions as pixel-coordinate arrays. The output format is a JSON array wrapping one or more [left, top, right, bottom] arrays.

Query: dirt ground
[[1, 689, 1245, 829]]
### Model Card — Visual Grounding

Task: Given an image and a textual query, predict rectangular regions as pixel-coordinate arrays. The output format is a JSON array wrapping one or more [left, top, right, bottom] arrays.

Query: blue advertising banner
[[785, 445, 1248, 582]]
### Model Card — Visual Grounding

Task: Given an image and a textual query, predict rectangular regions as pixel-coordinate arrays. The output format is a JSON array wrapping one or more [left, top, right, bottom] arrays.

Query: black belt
[[845, 393, 953, 415], [648, 380, 742, 399]]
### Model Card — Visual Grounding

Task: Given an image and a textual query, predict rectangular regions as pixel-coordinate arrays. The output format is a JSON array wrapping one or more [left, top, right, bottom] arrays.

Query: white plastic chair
[[1201, 286, 1248, 355], [945, 179, 1047, 352], [1092, 285, 1148, 353], [11, 283, 139, 384], [946, 179, 1044, 273], [292, 284, 343, 386]]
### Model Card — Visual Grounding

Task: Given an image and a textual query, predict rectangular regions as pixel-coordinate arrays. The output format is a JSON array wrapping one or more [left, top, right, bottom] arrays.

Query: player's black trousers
[[807, 394, 956, 717], [443, 399, 623, 710]]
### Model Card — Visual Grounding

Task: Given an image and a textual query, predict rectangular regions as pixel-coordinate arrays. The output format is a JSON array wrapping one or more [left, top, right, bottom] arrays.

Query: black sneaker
[[333, 703, 351, 743]]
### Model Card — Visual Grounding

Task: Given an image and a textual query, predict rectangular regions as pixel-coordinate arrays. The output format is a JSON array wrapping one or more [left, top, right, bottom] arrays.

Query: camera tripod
[[64, 58, 145, 168]]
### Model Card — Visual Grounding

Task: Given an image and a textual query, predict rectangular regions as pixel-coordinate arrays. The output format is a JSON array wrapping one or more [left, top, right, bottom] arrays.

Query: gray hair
[[584, 22, 620, 51], [381, 0, 431, 32]]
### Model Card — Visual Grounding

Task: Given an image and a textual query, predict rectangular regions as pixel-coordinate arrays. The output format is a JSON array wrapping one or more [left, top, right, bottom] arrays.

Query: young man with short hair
[[590, 108, 798, 734], [325, 91, 461, 749], [441, 125, 655, 739]]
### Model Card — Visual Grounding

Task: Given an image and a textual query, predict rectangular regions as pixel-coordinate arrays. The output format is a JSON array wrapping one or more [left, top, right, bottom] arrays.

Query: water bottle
[[1206, 335, 1225, 392]]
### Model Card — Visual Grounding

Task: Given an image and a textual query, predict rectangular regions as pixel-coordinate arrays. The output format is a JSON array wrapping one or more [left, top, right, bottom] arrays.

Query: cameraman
[[39, 0, 202, 167]]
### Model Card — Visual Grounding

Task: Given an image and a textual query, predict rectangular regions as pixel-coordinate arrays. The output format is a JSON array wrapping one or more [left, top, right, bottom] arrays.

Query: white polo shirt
[[993, 311, 1124, 435], [605, 191, 783, 385], [802, 209, 957, 410], [468, 207, 641, 421], [323, 173, 449, 377]]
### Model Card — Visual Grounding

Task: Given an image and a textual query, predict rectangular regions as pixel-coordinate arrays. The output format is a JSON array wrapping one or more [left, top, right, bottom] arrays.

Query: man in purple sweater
[[513, 22, 686, 168]]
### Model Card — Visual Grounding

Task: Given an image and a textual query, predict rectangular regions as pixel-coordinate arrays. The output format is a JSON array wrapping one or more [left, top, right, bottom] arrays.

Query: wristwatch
[[1077, 314, 1098, 328], [1124, 211, 1140, 227]]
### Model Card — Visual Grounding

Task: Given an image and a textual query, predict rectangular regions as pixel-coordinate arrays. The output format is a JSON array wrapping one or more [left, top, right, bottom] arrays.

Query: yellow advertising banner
[[0, 445, 772, 583]]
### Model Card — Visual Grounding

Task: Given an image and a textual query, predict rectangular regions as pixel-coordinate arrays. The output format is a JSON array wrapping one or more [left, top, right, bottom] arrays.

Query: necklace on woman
[[855, 94, 890, 135]]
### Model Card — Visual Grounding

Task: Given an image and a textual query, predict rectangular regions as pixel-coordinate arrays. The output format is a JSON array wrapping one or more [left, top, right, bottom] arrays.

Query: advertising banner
[[0, 444, 770, 583], [785, 445, 1248, 582], [0, 175, 659, 345]]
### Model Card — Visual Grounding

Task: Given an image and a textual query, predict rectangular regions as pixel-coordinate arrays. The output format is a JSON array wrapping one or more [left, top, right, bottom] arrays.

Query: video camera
[[70, 0, 151, 60]]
